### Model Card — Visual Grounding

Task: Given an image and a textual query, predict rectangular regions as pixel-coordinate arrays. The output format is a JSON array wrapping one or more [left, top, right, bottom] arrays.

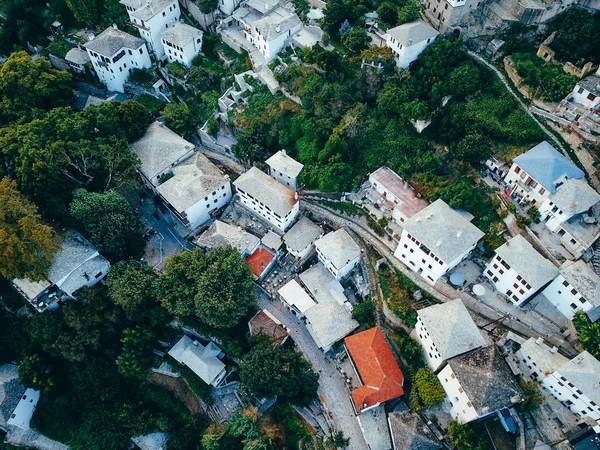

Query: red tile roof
[[344, 327, 404, 412], [248, 309, 289, 343], [246, 247, 275, 277]]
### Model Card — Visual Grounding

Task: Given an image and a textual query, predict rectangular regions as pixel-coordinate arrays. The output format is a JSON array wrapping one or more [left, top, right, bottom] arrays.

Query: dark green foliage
[[410, 367, 446, 409], [292, 0, 310, 22], [512, 52, 578, 102], [166, 61, 188, 79], [549, 10, 600, 63], [70, 189, 145, 261], [453, 133, 493, 165], [135, 94, 167, 117], [0, 0, 49, 55], [115, 326, 156, 379], [161, 102, 198, 137], [377, 2, 398, 25], [448, 420, 486, 450], [107, 260, 159, 320], [352, 298, 376, 328], [18, 354, 56, 392], [341, 28, 370, 54], [573, 311, 600, 358], [520, 381, 543, 411], [240, 338, 319, 406], [64, 0, 127, 28]]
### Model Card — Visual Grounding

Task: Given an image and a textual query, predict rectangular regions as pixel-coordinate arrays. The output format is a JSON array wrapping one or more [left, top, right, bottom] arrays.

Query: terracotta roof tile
[[246, 247, 275, 277]]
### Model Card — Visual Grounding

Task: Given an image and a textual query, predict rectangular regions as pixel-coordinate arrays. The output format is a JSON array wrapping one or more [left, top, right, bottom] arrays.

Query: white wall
[[219, 0, 242, 16], [542, 371, 600, 422], [571, 84, 600, 110], [542, 274, 593, 318], [125, 0, 181, 58], [539, 198, 569, 232], [414, 316, 445, 371], [504, 163, 551, 206], [244, 18, 301, 63], [269, 167, 298, 191], [315, 248, 360, 281], [385, 35, 435, 69], [185, 182, 232, 230], [163, 33, 202, 67], [87, 43, 152, 93], [237, 190, 300, 231], [438, 364, 480, 423], [484, 255, 537, 306], [394, 229, 473, 285]]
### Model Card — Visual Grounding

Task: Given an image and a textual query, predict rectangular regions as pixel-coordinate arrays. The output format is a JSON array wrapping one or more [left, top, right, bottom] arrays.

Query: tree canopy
[[106, 260, 159, 319]]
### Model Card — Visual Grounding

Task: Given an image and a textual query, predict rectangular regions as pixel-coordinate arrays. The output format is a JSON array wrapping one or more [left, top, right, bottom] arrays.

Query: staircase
[[592, 239, 600, 274]]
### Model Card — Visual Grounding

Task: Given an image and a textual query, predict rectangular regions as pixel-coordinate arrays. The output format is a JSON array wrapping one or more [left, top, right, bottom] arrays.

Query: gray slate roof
[[156, 153, 228, 213], [402, 199, 484, 263], [84, 27, 145, 57], [253, 8, 301, 42], [168, 336, 225, 385], [265, 150, 304, 178], [388, 411, 441, 450], [578, 75, 600, 97], [417, 299, 486, 361], [0, 364, 25, 427], [516, 337, 568, 379], [314, 228, 361, 271], [357, 404, 392, 450], [560, 260, 600, 306], [65, 47, 90, 65], [386, 20, 439, 47], [448, 346, 523, 416], [513, 141, 584, 194], [557, 351, 600, 405], [131, 432, 168, 450], [495, 235, 558, 293], [233, 167, 298, 218], [283, 217, 322, 254], [195, 220, 260, 255], [131, 121, 195, 181], [549, 178, 600, 218], [123, 0, 174, 21], [161, 22, 202, 47]]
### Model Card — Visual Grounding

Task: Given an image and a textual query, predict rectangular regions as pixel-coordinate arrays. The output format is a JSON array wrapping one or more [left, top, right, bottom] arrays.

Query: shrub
[[166, 61, 188, 79]]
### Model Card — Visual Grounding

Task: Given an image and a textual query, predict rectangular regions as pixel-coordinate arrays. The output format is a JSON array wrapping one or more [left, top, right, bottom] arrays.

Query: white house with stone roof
[[283, 217, 323, 261], [131, 121, 196, 187], [414, 299, 487, 372], [168, 336, 226, 386], [155, 153, 232, 230], [438, 346, 522, 423], [121, 0, 181, 59], [265, 150, 303, 191], [393, 199, 484, 285], [541, 351, 600, 429], [161, 21, 203, 67], [542, 260, 600, 319], [233, 167, 299, 231], [84, 25, 151, 92], [484, 235, 558, 307], [64, 47, 90, 73], [515, 337, 569, 383], [314, 228, 362, 280], [195, 220, 260, 257], [384, 20, 439, 69]]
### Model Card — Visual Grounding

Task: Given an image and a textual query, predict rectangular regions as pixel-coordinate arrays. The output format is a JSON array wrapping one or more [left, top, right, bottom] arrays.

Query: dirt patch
[[147, 372, 204, 415]]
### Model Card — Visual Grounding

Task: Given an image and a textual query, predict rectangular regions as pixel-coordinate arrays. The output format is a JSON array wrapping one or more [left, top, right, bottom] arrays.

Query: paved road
[[256, 293, 368, 450]]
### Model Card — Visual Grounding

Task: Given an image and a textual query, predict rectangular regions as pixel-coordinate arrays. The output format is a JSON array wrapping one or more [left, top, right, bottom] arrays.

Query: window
[[563, 280, 569, 287], [588, 93, 597, 101], [487, 270, 493, 276], [493, 276, 498, 283], [514, 166, 521, 174], [571, 303, 578, 309], [493, 264, 498, 269], [451, 373, 455, 379], [571, 289, 577, 295], [458, 387, 463, 393], [578, 87, 585, 94]]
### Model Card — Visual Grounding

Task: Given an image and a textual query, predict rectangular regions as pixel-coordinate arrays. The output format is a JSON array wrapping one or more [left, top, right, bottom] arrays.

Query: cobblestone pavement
[[256, 293, 368, 450]]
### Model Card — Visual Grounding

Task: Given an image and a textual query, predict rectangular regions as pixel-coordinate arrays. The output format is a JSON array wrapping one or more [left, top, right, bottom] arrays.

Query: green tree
[[321, 0, 352, 34], [341, 28, 370, 54], [520, 381, 543, 411], [65, 0, 100, 25], [0, 0, 48, 56], [453, 133, 493, 164], [573, 311, 600, 358], [412, 368, 446, 408], [70, 189, 145, 261], [240, 339, 319, 406], [377, 2, 398, 25], [115, 326, 155, 379], [161, 103, 197, 137], [352, 299, 376, 328], [18, 354, 56, 393], [106, 260, 158, 319], [0, 177, 60, 280], [396, 1, 421, 25], [448, 420, 485, 450]]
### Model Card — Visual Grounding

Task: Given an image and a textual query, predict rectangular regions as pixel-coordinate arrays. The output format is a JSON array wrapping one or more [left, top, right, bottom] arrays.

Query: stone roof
[[156, 153, 228, 213], [131, 432, 168, 450], [65, 47, 90, 65], [557, 351, 600, 405], [122, 0, 174, 21], [402, 199, 484, 264], [578, 75, 600, 97], [265, 150, 304, 179], [369, 167, 429, 219], [345, 327, 405, 412], [3, 426, 69, 450], [388, 411, 441, 450], [299, 263, 348, 307], [261, 230, 282, 251], [357, 405, 392, 450], [517, 337, 569, 379], [84, 27, 145, 57], [0, 364, 24, 428], [513, 141, 584, 194], [278, 279, 316, 313], [168, 336, 225, 385], [386, 20, 439, 47], [417, 299, 486, 361], [248, 309, 288, 342], [161, 22, 202, 47], [131, 121, 195, 181], [548, 178, 600, 218], [495, 235, 558, 293], [253, 8, 301, 42], [560, 260, 600, 306], [283, 217, 322, 255], [233, 167, 298, 218], [448, 346, 523, 416], [314, 228, 361, 271], [195, 220, 260, 255]]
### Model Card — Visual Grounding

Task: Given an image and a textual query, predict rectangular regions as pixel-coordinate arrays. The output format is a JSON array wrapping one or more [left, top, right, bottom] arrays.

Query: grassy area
[[135, 94, 167, 117], [165, 355, 212, 404], [319, 199, 367, 217]]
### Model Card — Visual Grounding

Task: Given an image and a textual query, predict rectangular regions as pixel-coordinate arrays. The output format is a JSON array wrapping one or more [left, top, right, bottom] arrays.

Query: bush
[[516, 215, 531, 228], [207, 116, 219, 137], [352, 298, 376, 328], [520, 381, 543, 411], [411, 368, 446, 409], [129, 68, 155, 85], [166, 61, 188, 79], [135, 94, 166, 117]]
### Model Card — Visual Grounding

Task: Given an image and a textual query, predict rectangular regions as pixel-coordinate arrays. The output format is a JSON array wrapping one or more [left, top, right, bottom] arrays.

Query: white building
[[121, 0, 181, 59], [13, 230, 110, 311], [555, 73, 600, 140], [484, 235, 558, 307], [414, 299, 487, 372], [265, 149, 304, 191], [314, 228, 362, 280], [569, 75, 600, 111], [515, 337, 569, 383], [195, 220, 260, 257], [131, 121, 196, 187], [161, 21, 203, 67], [155, 153, 232, 230], [367, 166, 429, 225], [278, 263, 358, 352], [84, 26, 151, 93], [538, 178, 600, 258], [168, 336, 227, 386], [233, 166, 300, 231], [384, 20, 439, 69], [438, 346, 522, 423], [542, 260, 600, 319], [283, 217, 323, 261], [541, 351, 600, 428], [393, 199, 484, 285], [504, 141, 585, 206]]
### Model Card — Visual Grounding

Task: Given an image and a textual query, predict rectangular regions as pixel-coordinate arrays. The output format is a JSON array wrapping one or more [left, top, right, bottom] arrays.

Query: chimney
[[436, 239, 442, 247], [294, 192, 299, 200], [281, 149, 286, 156], [408, 39, 412, 45], [88, 34, 95, 41], [276, 24, 281, 33], [456, 230, 463, 238], [536, 337, 544, 345], [550, 346, 558, 354], [112, 23, 119, 30]]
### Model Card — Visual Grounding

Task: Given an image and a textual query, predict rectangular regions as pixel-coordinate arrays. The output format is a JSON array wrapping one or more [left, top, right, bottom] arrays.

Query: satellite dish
[[473, 284, 486, 296]]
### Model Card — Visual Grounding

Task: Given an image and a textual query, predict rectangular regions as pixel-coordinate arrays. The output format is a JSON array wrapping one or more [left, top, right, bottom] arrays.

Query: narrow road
[[256, 294, 368, 450]]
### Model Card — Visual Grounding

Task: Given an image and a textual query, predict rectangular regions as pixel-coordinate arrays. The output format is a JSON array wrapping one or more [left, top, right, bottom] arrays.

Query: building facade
[[265, 149, 304, 191], [384, 21, 439, 68], [161, 22, 203, 67], [314, 229, 362, 280], [421, 0, 483, 31]]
